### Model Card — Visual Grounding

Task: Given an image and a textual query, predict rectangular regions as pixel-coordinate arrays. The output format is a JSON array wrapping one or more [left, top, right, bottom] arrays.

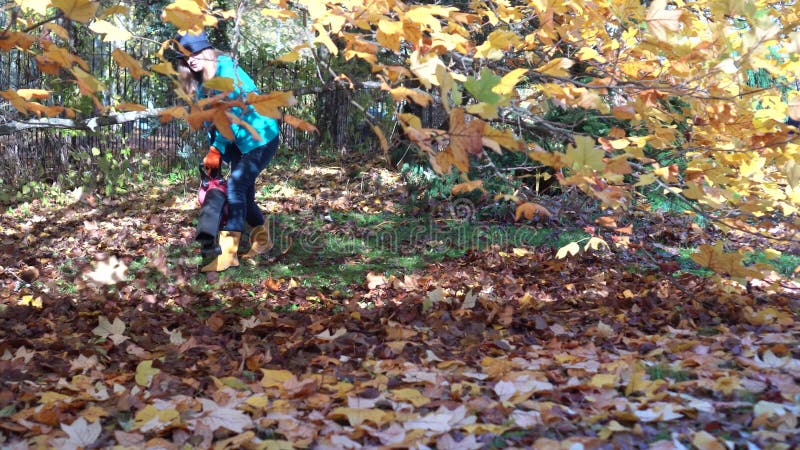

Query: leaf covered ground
[[1, 154, 799, 449]]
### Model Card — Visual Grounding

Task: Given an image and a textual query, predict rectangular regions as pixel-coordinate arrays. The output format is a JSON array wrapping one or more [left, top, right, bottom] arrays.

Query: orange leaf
[[112, 49, 150, 79], [115, 102, 146, 111], [515, 202, 552, 221], [15, 89, 50, 100], [451, 179, 484, 195], [159, 106, 187, 123], [283, 114, 318, 134], [248, 91, 297, 118]]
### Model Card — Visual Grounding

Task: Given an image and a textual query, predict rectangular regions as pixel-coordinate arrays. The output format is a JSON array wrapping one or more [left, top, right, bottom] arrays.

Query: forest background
[[1, 0, 799, 448]]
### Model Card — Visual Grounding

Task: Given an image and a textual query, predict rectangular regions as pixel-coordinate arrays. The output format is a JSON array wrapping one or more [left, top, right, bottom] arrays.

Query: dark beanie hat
[[178, 31, 213, 54]]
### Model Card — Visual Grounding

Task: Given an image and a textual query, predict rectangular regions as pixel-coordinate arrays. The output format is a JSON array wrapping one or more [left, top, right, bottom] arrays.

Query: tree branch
[[0, 109, 165, 135]]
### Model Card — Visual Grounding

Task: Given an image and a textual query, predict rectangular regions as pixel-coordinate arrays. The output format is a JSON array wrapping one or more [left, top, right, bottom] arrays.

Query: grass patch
[[238, 210, 558, 292]]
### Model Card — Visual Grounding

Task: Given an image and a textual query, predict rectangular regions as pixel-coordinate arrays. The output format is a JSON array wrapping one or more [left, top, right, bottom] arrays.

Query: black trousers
[[196, 188, 227, 258]]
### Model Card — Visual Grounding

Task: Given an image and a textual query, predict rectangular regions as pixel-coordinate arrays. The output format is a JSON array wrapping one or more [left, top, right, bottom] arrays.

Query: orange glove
[[203, 146, 221, 173]]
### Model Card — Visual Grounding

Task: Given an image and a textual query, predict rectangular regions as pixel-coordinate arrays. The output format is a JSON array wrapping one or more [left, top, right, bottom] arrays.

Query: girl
[[177, 31, 279, 272]]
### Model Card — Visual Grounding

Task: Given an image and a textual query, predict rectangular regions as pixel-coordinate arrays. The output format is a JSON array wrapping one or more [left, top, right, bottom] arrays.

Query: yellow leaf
[[584, 237, 609, 251], [71, 67, 104, 95], [692, 431, 726, 450], [388, 86, 432, 106], [646, 0, 683, 41], [135, 360, 160, 387], [535, 58, 574, 77], [52, 0, 98, 23], [40, 392, 72, 404], [18, 295, 43, 308], [329, 407, 390, 426], [409, 50, 445, 89], [576, 47, 607, 63], [202, 76, 234, 93], [492, 69, 528, 95], [149, 61, 177, 77], [556, 241, 580, 259], [18, 0, 51, 14], [563, 135, 604, 170], [466, 102, 499, 120], [133, 405, 179, 429], [590, 373, 618, 389], [391, 388, 431, 407], [261, 369, 294, 388], [100, 5, 129, 17], [245, 394, 269, 409], [515, 202, 552, 221], [163, 0, 217, 33], [482, 124, 523, 152], [276, 50, 300, 63], [89, 19, 132, 42], [313, 23, 338, 55]]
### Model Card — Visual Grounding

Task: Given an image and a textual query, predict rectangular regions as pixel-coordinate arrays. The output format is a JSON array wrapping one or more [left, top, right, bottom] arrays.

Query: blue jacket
[[203, 54, 279, 154]]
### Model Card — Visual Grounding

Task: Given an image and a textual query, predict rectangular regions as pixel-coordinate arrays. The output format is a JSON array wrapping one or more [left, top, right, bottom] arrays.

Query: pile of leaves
[[1, 156, 799, 449]]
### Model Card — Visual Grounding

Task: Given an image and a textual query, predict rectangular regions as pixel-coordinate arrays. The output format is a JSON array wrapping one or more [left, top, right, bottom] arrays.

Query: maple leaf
[[61, 417, 101, 448], [52, 0, 99, 23], [85, 255, 127, 286], [564, 135, 605, 171], [135, 360, 160, 387], [646, 0, 683, 41], [163, 0, 217, 33], [448, 108, 484, 157], [190, 398, 253, 433], [89, 19, 132, 42], [92, 316, 129, 345], [248, 91, 297, 118], [535, 57, 575, 77]]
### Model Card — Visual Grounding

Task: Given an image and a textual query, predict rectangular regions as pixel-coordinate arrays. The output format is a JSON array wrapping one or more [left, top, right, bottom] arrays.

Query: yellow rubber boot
[[201, 231, 241, 272], [241, 224, 272, 258]]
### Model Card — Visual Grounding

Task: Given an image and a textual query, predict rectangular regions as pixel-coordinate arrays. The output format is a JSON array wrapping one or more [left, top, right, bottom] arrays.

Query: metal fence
[[0, 29, 388, 193]]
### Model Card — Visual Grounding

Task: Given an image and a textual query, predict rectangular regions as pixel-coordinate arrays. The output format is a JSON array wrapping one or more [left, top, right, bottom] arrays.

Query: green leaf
[[465, 68, 502, 104]]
